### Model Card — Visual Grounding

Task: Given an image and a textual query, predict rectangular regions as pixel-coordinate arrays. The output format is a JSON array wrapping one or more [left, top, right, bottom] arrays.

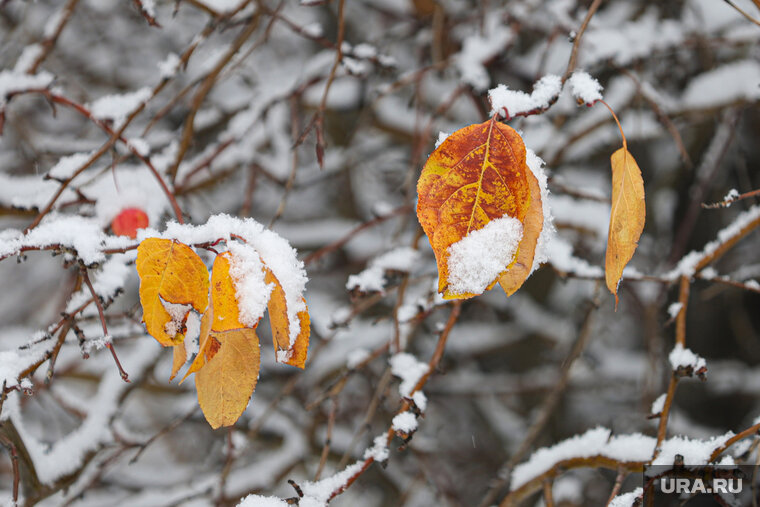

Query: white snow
[[363, 434, 390, 462], [682, 60, 760, 109], [412, 391, 427, 412], [568, 70, 604, 104], [608, 488, 642, 507], [651, 393, 666, 415], [456, 17, 512, 91], [392, 411, 418, 434], [651, 432, 734, 467], [488, 75, 562, 118], [88, 87, 152, 125], [669, 344, 707, 372], [0, 214, 133, 266], [723, 188, 740, 204], [665, 205, 760, 280], [7, 340, 157, 484], [511, 427, 656, 490], [48, 152, 94, 179], [346, 348, 370, 369], [667, 302, 683, 319], [0, 70, 55, 106], [227, 242, 273, 328], [346, 246, 420, 293], [526, 149, 555, 272], [298, 460, 365, 505], [446, 216, 523, 296], [389, 353, 429, 397], [66, 253, 135, 313], [435, 131, 451, 149], [237, 495, 289, 507]]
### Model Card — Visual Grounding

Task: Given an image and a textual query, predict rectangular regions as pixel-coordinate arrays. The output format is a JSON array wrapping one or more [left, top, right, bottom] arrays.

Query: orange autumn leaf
[[264, 267, 309, 369], [195, 328, 260, 429], [417, 118, 543, 299], [210, 252, 246, 332], [605, 147, 646, 305], [498, 171, 544, 296], [136, 238, 209, 346]]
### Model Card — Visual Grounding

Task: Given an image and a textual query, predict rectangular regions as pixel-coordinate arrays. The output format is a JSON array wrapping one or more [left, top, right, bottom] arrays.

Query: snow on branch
[[345, 246, 420, 294], [664, 205, 760, 280], [488, 75, 562, 119], [669, 343, 707, 377]]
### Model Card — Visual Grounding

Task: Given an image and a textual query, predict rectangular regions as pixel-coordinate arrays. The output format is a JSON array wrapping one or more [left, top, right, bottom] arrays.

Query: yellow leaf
[[210, 252, 246, 332], [605, 147, 646, 305], [169, 344, 186, 381], [136, 238, 209, 346], [195, 328, 260, 429], [417, 118, 543, 299], [180, 305, 213, 384], [265, 267, 310, 369]]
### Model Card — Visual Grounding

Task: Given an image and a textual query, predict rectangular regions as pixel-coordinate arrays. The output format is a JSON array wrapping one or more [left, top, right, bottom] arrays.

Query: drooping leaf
[[417, 117, 543, 299], [605, 147, 646, 304], [210, 252, 246, 332], [195, 328, 260, 429], [169, 344, 186, 381], [264, 267, 310, 368], [136, 238, 209, 346]]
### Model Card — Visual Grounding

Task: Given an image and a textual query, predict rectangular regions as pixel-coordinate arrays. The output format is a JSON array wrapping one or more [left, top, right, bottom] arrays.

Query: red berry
[[111, 208, 149, 238]]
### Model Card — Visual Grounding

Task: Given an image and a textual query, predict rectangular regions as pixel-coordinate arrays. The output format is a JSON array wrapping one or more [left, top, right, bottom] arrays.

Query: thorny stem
[[81, 268, 129, 382]]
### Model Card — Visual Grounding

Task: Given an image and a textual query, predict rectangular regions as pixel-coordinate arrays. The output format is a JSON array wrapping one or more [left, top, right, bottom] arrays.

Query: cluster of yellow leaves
[[136, 238, 309, 429], [416, 117, 544, 300], [417, 114, 646, 305]]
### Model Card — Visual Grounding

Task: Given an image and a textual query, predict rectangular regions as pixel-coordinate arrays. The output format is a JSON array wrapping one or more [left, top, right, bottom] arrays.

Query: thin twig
[[82, 268, 129, 382], [562, 0, 605, 82]]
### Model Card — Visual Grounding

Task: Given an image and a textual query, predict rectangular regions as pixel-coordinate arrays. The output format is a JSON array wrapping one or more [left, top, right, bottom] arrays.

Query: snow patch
[[446, 216, 523, 296]]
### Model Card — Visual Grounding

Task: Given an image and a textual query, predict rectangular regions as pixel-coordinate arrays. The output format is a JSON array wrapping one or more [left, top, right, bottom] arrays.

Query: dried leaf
[[136, 238, 209, 346], [417, 118, 542, 299], [169, 344, 186, 381], [210, 252, 245, 332], [195, 328, 260, 429], [605, 147, 646, 304], [265, 267, 310, 368]]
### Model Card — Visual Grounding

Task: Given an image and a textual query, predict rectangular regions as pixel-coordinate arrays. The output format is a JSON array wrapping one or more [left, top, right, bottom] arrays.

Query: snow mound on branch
[[488, 75, 562, 118], [568, 70, 604, 104]]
